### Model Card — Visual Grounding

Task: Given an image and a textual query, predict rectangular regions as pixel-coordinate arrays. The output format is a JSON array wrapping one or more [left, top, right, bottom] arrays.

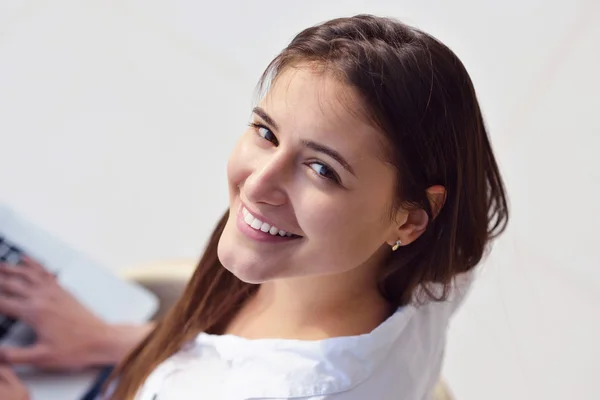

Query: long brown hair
[[106, 15, 508, 398]]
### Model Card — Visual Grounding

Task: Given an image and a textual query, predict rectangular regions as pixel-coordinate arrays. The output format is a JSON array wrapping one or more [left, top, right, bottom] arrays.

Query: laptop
[[0, 204, 158, 399]]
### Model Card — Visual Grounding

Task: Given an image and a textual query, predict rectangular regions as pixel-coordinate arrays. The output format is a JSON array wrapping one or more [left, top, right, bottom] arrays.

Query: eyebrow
[[301, 140, 355, 176], [253, 107, 279, 131], [252, 106, 356, 176]]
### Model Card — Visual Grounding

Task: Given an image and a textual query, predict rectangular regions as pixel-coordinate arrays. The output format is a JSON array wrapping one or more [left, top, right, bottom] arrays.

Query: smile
[[236, 206, 302, 243], [242, 207, 296, 237]]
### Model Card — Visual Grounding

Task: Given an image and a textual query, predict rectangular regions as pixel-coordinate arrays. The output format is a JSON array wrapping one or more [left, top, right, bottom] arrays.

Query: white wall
[[1, 1, 598, 399]]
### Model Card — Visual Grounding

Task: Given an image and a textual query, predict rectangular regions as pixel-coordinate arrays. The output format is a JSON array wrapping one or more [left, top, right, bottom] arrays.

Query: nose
[[243, 151, 289, 207]]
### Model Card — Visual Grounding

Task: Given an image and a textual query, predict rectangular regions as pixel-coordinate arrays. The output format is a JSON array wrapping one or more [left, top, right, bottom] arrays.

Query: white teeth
[[242, 207, 294, 237]]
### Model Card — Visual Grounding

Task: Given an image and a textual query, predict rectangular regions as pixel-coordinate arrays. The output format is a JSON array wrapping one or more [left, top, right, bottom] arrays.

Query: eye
[[308, 162, 340, 184], [249, 122, 279, 146]]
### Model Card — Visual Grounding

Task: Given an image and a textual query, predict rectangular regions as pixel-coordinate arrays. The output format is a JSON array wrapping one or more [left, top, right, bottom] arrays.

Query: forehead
[[260, 66, 387, 166]]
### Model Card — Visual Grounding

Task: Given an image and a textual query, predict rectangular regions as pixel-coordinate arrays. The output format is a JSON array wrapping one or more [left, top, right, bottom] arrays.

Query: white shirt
[[134, 273, 472, 400]]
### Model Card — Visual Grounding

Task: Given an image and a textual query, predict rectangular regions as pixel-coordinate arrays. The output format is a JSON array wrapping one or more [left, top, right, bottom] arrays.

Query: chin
[[220, 256, 274, 284], [228, 268, 268, 285], [217, 233, 272, 285]]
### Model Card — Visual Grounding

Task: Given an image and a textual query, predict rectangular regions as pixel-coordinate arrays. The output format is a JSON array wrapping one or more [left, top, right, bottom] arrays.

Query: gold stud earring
[[392, 240, 402, 251]]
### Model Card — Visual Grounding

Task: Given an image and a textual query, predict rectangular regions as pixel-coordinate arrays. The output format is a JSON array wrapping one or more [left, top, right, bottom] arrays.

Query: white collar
[[191, 305, 417, 398]]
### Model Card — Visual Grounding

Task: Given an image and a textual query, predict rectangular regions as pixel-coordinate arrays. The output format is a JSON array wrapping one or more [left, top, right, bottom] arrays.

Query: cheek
[[299, 195, 389, 263], [301, 192, 387, 236]]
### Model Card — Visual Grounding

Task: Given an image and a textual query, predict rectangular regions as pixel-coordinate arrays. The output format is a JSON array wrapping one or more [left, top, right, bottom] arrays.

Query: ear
[[386, 185, 447, 247]]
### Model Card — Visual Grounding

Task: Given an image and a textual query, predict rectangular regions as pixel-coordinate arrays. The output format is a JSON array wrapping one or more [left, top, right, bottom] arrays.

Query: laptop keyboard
[[0, 235, 24, 340]]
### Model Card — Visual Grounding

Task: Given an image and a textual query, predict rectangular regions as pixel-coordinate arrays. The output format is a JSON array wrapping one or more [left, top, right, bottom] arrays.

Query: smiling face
[[217, 66, 401, 284]]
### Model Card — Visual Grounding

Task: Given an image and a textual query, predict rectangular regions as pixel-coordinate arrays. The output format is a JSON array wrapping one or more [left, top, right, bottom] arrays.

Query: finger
[[0, 261, 18, 269], [0, 365, 18, 384], [0, 278, 29, 298], [0, 264, 40, 284], [20, 256, 47, 272], [20, 256, 55, 281], [0, 297, 24, 318], [0, 364, 12, 375], [0, 345, 49, 367]]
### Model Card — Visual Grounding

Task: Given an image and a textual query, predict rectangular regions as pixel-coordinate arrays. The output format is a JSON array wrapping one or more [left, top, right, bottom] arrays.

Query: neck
[[225, 253, 393, 340]]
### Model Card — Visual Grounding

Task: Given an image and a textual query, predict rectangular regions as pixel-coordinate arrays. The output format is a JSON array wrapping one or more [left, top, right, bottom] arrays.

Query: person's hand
[[0, 365, 29, 400], [0, 256, 114, 370]]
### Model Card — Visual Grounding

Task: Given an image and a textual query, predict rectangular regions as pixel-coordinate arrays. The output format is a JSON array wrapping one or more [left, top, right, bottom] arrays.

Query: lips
[[242, 207, 297, 237]]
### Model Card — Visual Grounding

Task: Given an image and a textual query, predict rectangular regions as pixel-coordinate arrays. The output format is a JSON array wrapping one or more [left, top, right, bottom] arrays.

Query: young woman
[[107, 14, 508, 400], [101, 14, 509, 400], [0, 14, 508, 400]]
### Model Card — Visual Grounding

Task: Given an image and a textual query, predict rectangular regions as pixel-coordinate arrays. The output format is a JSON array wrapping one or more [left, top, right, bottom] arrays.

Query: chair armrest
[[119, 259, 196, 320]]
